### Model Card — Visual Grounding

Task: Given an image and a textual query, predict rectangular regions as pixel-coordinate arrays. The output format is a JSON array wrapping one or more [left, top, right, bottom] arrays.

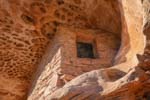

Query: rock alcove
[[0, 0, 149, 100]]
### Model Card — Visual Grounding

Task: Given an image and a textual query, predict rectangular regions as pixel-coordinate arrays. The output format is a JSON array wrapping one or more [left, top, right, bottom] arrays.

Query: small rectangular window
[[77, 42, 95, 58]]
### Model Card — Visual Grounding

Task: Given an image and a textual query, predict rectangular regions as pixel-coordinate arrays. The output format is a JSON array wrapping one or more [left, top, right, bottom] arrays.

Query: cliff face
[[0, 0, 149, 100]]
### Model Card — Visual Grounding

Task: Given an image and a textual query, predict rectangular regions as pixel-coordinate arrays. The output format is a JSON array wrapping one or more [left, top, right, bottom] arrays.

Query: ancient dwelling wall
[[28, 33, 63, 99], [59, 26, 120, 83], [28, 26, 120, 99]]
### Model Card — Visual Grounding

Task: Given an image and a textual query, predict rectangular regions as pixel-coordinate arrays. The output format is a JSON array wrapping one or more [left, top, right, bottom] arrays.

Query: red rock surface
[[0, 0, 149, 100]]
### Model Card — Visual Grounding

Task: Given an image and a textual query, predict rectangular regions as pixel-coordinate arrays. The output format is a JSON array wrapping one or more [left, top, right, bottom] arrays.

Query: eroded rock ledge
[[0, 0, 149, 100]]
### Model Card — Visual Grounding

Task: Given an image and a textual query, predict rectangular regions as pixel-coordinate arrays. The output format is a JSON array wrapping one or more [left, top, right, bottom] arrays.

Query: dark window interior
[[77, 42, 95, 58], [143, 92, 150, 100]]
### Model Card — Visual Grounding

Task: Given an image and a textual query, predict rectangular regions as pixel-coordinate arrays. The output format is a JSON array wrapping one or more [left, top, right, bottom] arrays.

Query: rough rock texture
[[28, 0, 150, 100], [0, 0, 149, 100]]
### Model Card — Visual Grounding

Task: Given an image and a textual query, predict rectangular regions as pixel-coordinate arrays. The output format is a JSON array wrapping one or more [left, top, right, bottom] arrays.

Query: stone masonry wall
[[28, 32, 63, 99], [59, 26, 120, 83], [28, 26, 120, 99]]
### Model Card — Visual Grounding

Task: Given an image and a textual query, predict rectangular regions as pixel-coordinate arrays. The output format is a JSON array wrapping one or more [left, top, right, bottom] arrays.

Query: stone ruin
[[0, 0, 149, 100]]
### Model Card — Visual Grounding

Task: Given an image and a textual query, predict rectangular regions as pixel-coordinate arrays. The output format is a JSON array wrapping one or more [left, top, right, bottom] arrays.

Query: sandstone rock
[[0, 0, 149, 100]]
